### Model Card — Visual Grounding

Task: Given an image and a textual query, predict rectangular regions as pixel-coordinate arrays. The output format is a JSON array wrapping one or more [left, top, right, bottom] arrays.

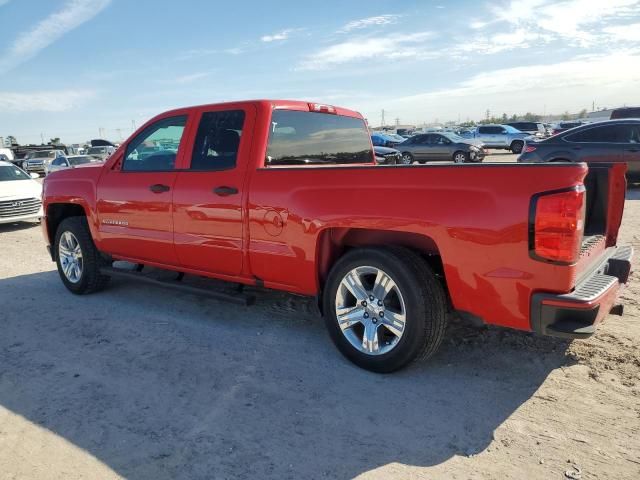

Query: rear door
[[564, 124, 628, 164], [172, 104, 255, 276], [429, 134, 451, 160], [96, 114, 190, 264]]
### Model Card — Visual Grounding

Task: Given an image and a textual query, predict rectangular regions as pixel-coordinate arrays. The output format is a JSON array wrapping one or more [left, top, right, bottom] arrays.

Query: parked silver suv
[[471, 125, 531, 153]]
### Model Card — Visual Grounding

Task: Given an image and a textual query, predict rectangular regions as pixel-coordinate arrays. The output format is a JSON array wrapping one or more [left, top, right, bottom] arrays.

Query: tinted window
[[566, 125, 634, 143], [266, 110, 372, 165], [479, 126, 503, 134], [611, 107, 640, 119], [51, 157, 66, 166], [191, 110, 245, 170], [69, 156, 92, 166], [34, 151, 54, 158], [123, 116, 187, 171]]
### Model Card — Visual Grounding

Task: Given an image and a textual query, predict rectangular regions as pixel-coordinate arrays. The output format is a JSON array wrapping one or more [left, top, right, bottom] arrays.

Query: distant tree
[[561, 111, 571, 120], [510, 114, 518, 121], [523, 112, 541, 121], [6, 135, 17, 146], [501, 113, 508, 123], [578, 108, 588, 119], [50, 137, 61, 145]]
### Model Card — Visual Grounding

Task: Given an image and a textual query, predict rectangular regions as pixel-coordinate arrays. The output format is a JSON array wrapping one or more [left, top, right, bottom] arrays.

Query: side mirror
[[30, 173, 39, 179]]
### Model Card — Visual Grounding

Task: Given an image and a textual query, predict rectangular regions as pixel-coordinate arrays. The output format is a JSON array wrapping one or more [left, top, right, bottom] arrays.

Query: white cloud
[[298, 32, 433, 70], [493, 0, 640, 46], [339, 15, 401, 33], [364, 53, 640, 122], [0, 0, 11, 6], [604, 23, 640, 42], [0, 89, 97, 112], [261, 29, 295, 42], [0, 0, 111, 71]]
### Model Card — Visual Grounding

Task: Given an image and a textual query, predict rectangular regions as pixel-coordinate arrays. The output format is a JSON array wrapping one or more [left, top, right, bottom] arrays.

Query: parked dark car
[[373, 146, 400, 165], [550, 121, 584, 136], [506, 121, 547, 137], [517, 119, 640, 180], [398, 132, 485, 164], [611, 107, 640, 119]]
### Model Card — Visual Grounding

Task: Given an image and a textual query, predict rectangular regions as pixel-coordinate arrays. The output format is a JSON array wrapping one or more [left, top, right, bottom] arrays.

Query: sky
[[1, 0, 639, 144]]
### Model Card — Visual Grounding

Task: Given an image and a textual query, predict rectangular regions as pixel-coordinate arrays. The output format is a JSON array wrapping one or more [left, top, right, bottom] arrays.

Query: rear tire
[[55, 216, 110, 294], [510, 141, 524, 154], [322, 247, 447, 373]]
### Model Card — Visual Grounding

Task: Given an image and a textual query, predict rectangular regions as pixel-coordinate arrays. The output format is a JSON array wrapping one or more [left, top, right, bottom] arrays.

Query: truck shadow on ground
[[0, 271, 574, 479], [0, 220, 41, 233]]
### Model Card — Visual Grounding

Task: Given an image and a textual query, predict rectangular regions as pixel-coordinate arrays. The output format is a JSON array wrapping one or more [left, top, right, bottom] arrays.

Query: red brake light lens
[[532, 187, 585, 264], [308, 103, 337, 114], [524, 145, 537, 153]]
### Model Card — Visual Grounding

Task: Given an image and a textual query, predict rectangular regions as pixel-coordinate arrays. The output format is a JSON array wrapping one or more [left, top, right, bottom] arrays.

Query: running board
[[99, 266, 255, 306]]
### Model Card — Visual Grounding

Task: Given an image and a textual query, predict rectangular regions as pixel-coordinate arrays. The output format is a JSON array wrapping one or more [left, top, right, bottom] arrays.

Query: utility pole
[[395, 117, 400, 127], [485, 109, 490, 121], [132, 119, 137, 131], [41, 133, 45, 144], [592, 100, 595, 112], [381, 109, 385, 127]]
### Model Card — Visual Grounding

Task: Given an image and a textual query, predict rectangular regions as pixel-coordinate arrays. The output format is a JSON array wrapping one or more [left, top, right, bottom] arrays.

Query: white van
[[0, 148, 15, 163]]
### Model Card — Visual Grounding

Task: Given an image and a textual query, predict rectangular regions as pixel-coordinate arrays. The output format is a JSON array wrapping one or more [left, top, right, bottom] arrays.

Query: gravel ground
[[0, 156, 639, 479]]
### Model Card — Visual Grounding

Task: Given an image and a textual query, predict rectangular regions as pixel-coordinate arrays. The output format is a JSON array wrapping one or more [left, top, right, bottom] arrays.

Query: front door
[[96, 114, 190, 265], [172, 105, 255, 277]]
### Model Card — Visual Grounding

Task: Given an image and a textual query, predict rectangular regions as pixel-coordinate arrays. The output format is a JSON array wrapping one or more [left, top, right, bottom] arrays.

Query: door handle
[[213, 186, 239, 196], [149, 184, 170, 193]]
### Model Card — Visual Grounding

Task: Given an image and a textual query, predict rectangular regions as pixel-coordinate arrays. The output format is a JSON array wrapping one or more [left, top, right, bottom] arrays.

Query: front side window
[[123, 116, 187, 171], [266, 110, 372, 165], [191, 110, 245, 170]]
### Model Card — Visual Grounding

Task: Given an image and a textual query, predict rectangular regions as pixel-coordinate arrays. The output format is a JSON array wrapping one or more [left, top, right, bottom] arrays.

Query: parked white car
[[44, 154, 99, 175], [0, 160, 43, 224]]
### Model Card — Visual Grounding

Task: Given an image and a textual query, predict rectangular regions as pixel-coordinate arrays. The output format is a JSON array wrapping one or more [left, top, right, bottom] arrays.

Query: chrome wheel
[[335, 266, 406, 356], [58, 231, 83, 283], [400, 153, 413, 165], [454, 152, 466, 163]]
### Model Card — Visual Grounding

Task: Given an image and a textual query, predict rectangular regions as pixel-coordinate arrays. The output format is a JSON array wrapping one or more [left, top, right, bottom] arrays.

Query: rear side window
[[479, 126, 503, 134], [266, 110, 373, 166], [566, 125, 635, 143], [611, 108, 640, 119], [191, 110, 245, 170]]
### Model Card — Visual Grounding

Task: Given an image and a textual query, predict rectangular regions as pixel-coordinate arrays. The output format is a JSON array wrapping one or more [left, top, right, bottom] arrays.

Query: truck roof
[[159, 99, 364, 120]]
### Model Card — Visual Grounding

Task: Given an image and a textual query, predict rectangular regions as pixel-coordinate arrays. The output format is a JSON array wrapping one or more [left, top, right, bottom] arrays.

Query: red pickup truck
[[42, 100, 633, 372]]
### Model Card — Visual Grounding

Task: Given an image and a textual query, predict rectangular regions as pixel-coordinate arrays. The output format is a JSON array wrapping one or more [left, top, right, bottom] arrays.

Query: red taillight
[[308, 103, 337, 114], [524, 145, 537, 153], [532, 187, 585, 264]]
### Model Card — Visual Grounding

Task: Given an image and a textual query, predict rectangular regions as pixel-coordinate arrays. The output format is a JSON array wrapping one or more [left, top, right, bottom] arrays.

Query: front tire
[[55, 216, 110, 294], [453, 151, 468, 163], [510, 141, 524, 154], [400, 152, 414, 165], [322, 247, 447, 373]]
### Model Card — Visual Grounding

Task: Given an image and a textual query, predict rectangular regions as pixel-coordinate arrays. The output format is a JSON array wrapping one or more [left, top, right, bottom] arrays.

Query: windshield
[[68, 156, 93, 166], [88, 147, 106, 154], [34, 151, 54, 158], [442, 133, 465, 142], [0, 165, 31, 181], [502, 125, 522, 133]]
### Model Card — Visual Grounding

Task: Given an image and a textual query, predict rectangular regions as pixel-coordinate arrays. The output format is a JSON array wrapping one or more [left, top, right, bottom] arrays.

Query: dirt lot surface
[[1, 156, 639, 479]]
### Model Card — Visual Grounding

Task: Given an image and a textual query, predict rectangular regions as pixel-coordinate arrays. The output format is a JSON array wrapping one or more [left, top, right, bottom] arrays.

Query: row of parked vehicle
[[0, 146, 114, 176], [371, 118, 640, 180]]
